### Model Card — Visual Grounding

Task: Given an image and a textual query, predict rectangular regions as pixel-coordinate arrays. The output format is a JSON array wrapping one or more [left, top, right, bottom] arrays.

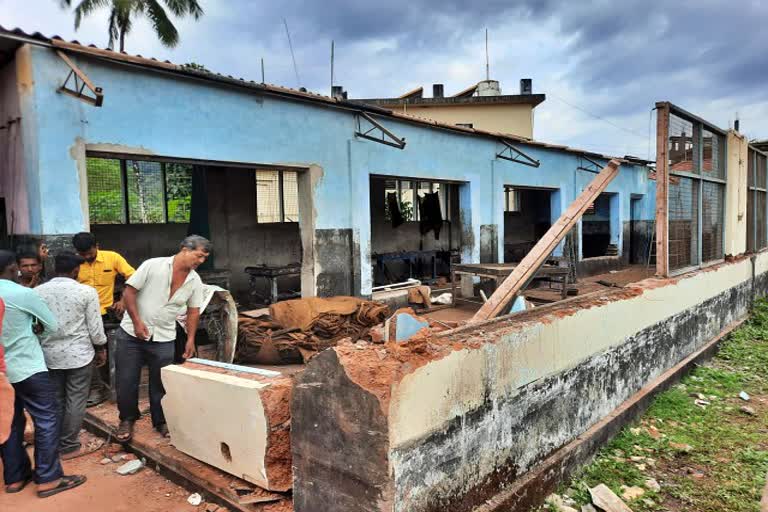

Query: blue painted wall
[[22, 45, 656, 294]]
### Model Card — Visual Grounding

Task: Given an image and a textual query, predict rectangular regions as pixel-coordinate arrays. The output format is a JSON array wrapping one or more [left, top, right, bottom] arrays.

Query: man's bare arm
[[182, 307, 200, 359], [123, 285, 149, 340]]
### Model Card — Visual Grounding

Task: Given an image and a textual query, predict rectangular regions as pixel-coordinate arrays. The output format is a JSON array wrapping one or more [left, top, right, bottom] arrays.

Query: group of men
[[0, 233, 211, 499]]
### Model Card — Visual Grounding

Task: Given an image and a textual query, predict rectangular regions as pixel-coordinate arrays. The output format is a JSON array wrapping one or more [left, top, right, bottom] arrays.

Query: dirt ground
[[0, 439, 195, 512]]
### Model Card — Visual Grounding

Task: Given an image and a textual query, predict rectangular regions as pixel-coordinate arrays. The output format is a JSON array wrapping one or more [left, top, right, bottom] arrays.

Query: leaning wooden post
[[655, 102, 671, 277], [471, 159, 622, 322]]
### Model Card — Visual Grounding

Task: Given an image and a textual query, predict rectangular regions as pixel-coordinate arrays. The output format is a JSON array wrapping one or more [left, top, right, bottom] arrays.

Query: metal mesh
[[86, 157, 124, 224], [256, 170, 281, 223], [126, 160, 165, 224], [165, 163, 192, 223], [702, 129, 725, 179], [283, 171, 299, 222], [748, 150, 768, 251], [701, 181, 724, 262], [668, 114, 694, 174], [758, 192, 767, 251], [668, 176, 699, 270]]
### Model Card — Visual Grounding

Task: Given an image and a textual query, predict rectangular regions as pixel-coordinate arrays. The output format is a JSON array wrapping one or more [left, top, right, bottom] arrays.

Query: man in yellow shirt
[[72, 232, 135, 406]]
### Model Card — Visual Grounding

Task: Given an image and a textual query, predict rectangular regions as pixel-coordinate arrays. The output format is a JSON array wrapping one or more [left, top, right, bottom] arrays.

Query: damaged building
[[1, 25, 767, 512]]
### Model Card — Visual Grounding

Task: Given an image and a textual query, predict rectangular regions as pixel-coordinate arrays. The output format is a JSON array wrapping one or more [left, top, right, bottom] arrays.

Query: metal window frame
[[747, 148, 768, 252], [666, 104, 728, 274], [89, 155, 187, 226]]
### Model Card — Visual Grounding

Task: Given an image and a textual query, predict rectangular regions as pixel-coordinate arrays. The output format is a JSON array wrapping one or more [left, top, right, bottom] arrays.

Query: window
[[255, 169, 299, 223], [666, 110, 726, 270], [383, 179, 451, 221], [747, 148, 768, 252], [504, 187, 521, 212], [86, 156, 193, 225]]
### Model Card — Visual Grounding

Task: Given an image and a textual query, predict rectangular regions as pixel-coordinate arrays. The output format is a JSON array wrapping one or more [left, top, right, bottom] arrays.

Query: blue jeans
[[115, 328, 174, 428], [0, 371, 64, 485]]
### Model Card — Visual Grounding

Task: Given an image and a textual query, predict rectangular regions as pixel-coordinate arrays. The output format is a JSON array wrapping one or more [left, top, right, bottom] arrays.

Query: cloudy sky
[[3, 0, 768, 157]]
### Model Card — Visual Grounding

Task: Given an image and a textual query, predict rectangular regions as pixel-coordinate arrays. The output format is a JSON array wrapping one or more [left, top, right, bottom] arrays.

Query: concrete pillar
[[725, 130, 748, 257], [299, 165, 321, 297]]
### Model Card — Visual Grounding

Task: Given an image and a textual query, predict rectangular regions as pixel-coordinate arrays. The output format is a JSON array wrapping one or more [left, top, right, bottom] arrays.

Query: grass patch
[[540, 300, 768, 512]]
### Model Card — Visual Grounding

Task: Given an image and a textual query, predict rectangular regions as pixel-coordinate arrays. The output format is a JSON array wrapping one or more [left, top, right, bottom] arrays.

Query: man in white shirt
[[36, 252, 106, 460], [115, 235, 209, 442]]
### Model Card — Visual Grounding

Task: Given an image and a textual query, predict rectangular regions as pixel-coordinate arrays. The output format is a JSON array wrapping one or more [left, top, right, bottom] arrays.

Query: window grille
[[86, 157, 125, 224], [86, 156, 192, 225], [666, 109, 726, 270], [747, 149, 768, 252], [255, 169, 300, 223]]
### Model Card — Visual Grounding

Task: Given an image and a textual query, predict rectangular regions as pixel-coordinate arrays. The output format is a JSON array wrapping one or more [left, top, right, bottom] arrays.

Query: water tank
[[477, 80, 501, 96], [520, 78, 533, 95]]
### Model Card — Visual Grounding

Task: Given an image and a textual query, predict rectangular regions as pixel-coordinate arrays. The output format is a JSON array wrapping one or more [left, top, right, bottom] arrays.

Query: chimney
[[433, 83, 444, 98], [331, 85, 345, 100], [520, 78, 532, 95]]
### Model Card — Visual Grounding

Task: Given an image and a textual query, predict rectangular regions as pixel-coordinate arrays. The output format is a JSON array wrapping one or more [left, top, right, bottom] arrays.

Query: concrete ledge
[[473, 315, 747, 512]]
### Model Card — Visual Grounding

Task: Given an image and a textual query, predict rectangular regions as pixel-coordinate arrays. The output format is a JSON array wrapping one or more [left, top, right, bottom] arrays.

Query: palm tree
[[61, 0, 203, 52]]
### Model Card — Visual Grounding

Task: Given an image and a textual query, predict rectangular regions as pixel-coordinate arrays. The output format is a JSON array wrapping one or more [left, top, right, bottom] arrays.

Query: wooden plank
[[471, 160, 621, 322], [655, 102, 671, 277]]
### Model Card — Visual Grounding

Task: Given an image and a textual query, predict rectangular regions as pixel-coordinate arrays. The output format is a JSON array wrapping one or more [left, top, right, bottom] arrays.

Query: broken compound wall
[[292, 251, 768, 512]]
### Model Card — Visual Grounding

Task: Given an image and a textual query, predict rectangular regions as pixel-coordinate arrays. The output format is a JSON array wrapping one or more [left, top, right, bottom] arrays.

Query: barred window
[[382, 179, 451, 222], [86, 156, 193, 225], [255, 169, 299, 223], [667, 110, 726, 270], [747, 148, 768, 252]]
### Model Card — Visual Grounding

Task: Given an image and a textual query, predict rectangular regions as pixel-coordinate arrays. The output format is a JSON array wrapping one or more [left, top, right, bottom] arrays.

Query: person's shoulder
[[101, 250, 127, 261], [189, 270, 204, 284]]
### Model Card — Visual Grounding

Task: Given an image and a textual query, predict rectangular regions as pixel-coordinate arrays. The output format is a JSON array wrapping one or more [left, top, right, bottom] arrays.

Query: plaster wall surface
[[0, 48, 32, 234], [384, 103, 534, 138], [726, 130, 749, 256], [21, 45, 654, 296], [292, 252, 768, 512]]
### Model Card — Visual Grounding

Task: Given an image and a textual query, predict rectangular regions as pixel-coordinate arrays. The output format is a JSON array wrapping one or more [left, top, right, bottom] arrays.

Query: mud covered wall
[[292, 252, 768, 512]]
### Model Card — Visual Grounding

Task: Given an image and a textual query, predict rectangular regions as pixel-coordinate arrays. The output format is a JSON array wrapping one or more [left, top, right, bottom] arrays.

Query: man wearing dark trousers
[[115, 235, 209, 442], [72, 232, 135, 406], [0, 250, 86, 498], [36, 252, 107, 459]]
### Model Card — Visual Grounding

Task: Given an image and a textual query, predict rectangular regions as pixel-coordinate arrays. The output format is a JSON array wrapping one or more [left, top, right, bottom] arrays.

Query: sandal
[[37, 475, 87, 498], [156, 423, 170, 438], [116, 420, 134, 443], [5, 476, 32, 494]]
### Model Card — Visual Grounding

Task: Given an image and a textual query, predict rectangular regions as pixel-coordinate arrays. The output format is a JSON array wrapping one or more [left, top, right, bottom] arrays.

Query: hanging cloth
[[419, 192, 443, 240], [387, 192, 404, 228]]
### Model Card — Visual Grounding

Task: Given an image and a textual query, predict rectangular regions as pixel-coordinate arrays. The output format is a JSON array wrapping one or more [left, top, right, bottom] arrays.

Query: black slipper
[[37, 475, 87, 498], [116, 420, 134, 443], [5, 476, 32, 494]]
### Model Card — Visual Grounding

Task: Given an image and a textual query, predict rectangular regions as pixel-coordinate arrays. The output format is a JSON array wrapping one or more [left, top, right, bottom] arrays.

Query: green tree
[[61, 0, 203, 52]]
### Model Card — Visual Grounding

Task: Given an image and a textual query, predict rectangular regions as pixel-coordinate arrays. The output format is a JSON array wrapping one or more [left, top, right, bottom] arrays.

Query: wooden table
[[450, 262, 570, 306], [245, 264, 302, 304]]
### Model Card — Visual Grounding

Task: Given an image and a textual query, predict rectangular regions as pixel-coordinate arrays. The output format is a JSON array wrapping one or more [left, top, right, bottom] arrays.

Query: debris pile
[[235, 297, 391, 364]]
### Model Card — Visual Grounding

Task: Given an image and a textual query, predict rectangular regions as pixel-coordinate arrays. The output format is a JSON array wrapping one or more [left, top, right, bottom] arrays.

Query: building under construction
[[1, 25, 766, 512]]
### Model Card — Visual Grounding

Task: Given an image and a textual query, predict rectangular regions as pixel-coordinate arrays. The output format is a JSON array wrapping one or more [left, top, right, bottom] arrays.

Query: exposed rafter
[[496, 139, 540, 167], [56, 50, 103, 107], [355, 112, 406, 149], [577, 155, 604, 174]]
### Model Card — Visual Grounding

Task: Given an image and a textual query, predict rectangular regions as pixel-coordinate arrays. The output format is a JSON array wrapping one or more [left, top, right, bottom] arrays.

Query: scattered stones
[[589, 484, 634, 512], [669, 442, 693, 453], [111, 453, 126, 463], [694, 399, 711, 408], [742, 390, 755, 400], [641, 498, 655, 507], [620, 485, 645, 500], [644, 478, 661, 492], [116, 459, 144, 476], [684, 467, 705, 479], [629, 427, 642, 436], [647, 426, 663, 439], [100, 457, 112, 465], [187, 493, 203, 506], [740, 405, 757, 416], [581, 505, 598, 512]]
